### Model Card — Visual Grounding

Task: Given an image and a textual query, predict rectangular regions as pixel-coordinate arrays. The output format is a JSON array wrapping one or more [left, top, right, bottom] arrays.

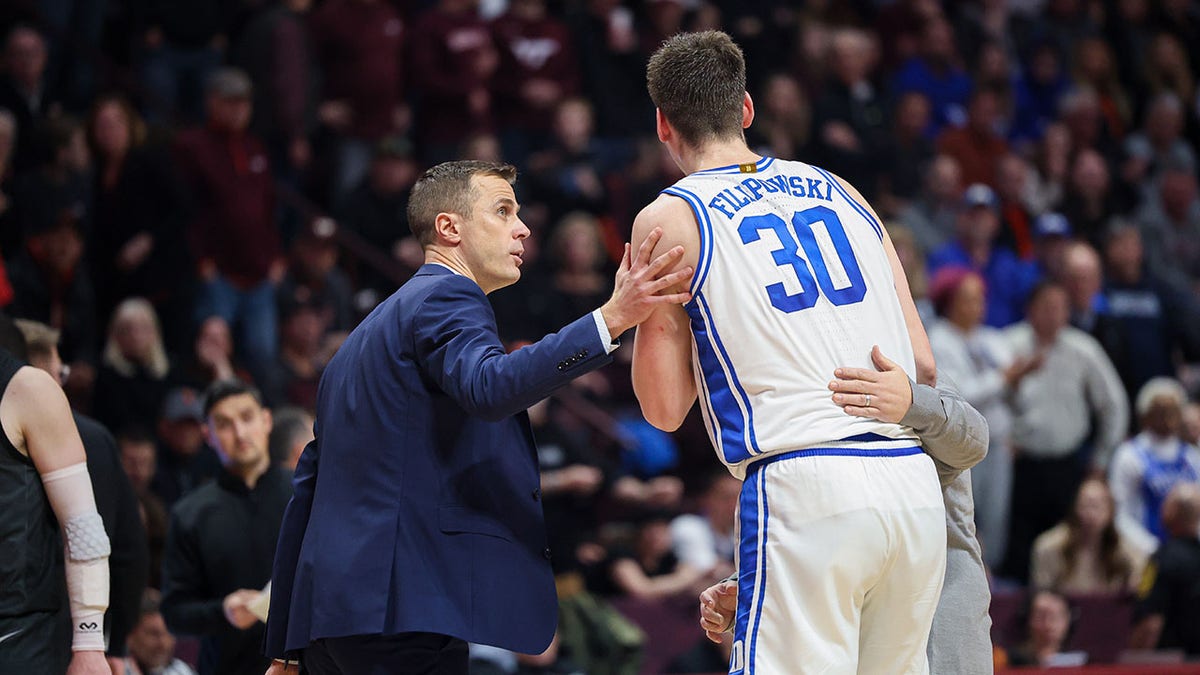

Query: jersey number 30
[[737, 205, 867, 313]]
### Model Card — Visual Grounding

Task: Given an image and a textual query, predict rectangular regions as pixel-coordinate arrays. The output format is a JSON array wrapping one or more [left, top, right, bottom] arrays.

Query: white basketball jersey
[[664, 156, 921, 478]]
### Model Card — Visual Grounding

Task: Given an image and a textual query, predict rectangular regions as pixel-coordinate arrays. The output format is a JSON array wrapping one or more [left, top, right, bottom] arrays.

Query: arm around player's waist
[[901, 370, 989, 472]]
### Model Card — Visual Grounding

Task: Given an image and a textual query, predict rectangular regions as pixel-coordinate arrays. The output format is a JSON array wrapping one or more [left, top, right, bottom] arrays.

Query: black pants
[[302, 632, 469, 675], [1001, 453, 1086, 583]]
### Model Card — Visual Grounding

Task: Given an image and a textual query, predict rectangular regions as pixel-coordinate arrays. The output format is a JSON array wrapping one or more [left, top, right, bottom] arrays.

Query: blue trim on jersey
[[661, 186, 713, 296], [692, 155, 775, 176], [812, 166, 884, 241], [747, 445, 924, 475], [685, 300, 749, 464], [698, 292, 761, 458], [839, 431, 921, 444], [694, 357, 724, 460], [750, 469, 769, 674]]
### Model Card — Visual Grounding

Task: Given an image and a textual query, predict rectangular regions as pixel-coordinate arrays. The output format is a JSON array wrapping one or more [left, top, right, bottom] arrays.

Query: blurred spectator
[[899, 153, 963, 252], [276, 220, 353, 332], [5, 203, 97, 389], [118, 425, 159, 497], [491, 0, 580, 167], [1030, 477, 1146, 595], [93, 298, 176, 433], [1006, 590, 1085, 667], [307, 0, 406, 201], [174, 67, 282, 387], [334, 135, 420, 299], [539, 212, 612, 334], [1060, 148, 1129, 248], [460, 131, 503, 163], [138, 0, 231, 122], [1031, 212, 1073, 281], [1185, 402, 1200, 446], [17, 315, 150, 667], [1136, 164, 1200, 293], [605, 510, 709, 600], [1099, 224, 1200, 407], [0, 107, 17, 254], [1070, 36, 1131, 140], [937, 86, 1010, 188], [1130, 482, 1200, 656], [528, 98, 610, 219], [122, 588, 197, 675], [877, 91, 932, 213], [567, 0, 652, 141], [669, 471, 739, 584], [161, 380, 289, 675], [1103, 0, 1155, 107], [0, 24, 58, 173], [1010, 41, 1071, 146], [927, 267, 1016, 568], [267, 406, 313, 469], [86, 94, 192, 347], [812, 28, 886, 199], [233, 0, 315, 179], [884, 223, 934, 326], [1001, 281, 1129, 582], [1062, 240, 1111, 336], [745, 72, 811, 163], [409, 0, 497, 164], [994, 153, 1038, 259], [263, 285, 330, 411], [1109, 378, 1200, 544], [1060, 85, 1117, 160], [151, 386, 221, 507], [177, 315, 254, 393], [928, 183, 1040, 328], [1144, 33, 1196, 119], [890, 16, 972, 134], [1032, 121, 1069, 210], [1121, 93, 1196, 196], [11, 113, 93, 244]]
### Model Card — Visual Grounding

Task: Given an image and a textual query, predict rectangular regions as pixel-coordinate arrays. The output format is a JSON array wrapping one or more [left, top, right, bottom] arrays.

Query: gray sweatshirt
[[902, 372, 994, 675]]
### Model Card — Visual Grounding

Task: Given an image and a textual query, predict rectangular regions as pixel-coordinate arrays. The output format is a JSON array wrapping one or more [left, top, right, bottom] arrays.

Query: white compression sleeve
[[41, 462, 110, 651]]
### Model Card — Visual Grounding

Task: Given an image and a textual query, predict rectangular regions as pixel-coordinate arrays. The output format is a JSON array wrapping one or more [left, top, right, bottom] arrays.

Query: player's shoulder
[[633, 193, 700, 241]]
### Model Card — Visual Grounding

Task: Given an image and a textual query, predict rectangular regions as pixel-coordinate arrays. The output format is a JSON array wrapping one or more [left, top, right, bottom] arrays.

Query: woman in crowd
[[93, 297, 176, 432]]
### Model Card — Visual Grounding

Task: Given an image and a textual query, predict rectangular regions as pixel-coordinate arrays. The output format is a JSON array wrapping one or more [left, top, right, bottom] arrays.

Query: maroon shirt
[[491, 12, 579, 133], [309, 0, 405, 140], [174, 127, 280, 285], [409, 7, 495, 144]]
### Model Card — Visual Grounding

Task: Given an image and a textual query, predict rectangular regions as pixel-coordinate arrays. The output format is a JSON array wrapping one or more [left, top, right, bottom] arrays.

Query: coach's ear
[[742, 92, 755, 129], [656, 108, 672, 144], [433, 211, 463, 246]]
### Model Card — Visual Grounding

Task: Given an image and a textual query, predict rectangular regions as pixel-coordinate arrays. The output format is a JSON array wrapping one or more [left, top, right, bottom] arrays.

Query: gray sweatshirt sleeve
[[901, 370, 990, 481]]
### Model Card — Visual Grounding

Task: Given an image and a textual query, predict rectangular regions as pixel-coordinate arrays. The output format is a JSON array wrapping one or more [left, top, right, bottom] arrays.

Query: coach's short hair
[[406, 160, 517, 246], [647, 31, 747, 147]]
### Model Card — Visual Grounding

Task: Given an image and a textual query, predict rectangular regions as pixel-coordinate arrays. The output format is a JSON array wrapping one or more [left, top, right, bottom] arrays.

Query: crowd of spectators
[[2, 0, 1200, 672]]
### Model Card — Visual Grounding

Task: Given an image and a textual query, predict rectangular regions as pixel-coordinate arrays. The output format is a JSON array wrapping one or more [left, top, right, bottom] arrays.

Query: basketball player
[[0, 331, 111, 674], [631, 32, 945, 673]]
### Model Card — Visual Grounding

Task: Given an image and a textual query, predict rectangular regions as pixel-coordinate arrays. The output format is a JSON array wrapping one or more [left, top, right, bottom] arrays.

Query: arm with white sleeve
[[12, 368, 111, 666]]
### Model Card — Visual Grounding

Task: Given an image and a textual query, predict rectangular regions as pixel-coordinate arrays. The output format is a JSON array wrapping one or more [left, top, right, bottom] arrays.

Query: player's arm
[[8, 368, 112, 668], [831, 175, 936, 386], [631, 195, 700, 431]]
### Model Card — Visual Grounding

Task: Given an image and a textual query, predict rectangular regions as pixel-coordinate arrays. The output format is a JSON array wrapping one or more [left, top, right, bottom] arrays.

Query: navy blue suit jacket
[[265, 265, 613, 657]]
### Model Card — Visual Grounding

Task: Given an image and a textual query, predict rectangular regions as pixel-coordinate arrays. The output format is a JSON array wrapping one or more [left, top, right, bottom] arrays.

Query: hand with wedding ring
[[828, 345, 913, 424]]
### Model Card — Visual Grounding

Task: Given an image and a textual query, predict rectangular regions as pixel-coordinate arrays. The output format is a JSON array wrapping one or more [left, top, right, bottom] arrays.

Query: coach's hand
[[698, 579, 737, 643], [600, 227, 693, 337], [829, 345, 913, 424]]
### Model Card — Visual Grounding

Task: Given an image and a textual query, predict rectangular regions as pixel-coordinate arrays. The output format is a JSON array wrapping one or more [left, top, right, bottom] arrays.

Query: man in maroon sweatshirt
[[490, 0, 580, 166], [174, 67, 283, 388], [409, 0, 498, 164]]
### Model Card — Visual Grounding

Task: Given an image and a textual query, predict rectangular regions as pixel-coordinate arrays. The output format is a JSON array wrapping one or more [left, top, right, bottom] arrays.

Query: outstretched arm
[[630, 196, 701, 431]]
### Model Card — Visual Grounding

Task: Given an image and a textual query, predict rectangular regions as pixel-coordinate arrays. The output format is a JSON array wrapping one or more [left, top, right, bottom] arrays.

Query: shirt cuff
[[592, 309, 620, 354]]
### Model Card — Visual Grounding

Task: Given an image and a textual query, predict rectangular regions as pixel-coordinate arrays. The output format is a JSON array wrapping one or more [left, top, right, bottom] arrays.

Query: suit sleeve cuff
[[900, 379, 943, 433], [592, 309, 620, 354]]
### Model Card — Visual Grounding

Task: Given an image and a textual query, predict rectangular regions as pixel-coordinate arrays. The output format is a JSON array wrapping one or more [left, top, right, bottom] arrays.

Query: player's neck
[[679, 138, 760, 176]]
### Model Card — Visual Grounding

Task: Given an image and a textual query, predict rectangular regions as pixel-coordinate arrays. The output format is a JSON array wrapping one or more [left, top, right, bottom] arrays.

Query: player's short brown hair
[[13, 319, 59, 361], [407, 160, 518, 246], [646, 31, 747, 147]]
